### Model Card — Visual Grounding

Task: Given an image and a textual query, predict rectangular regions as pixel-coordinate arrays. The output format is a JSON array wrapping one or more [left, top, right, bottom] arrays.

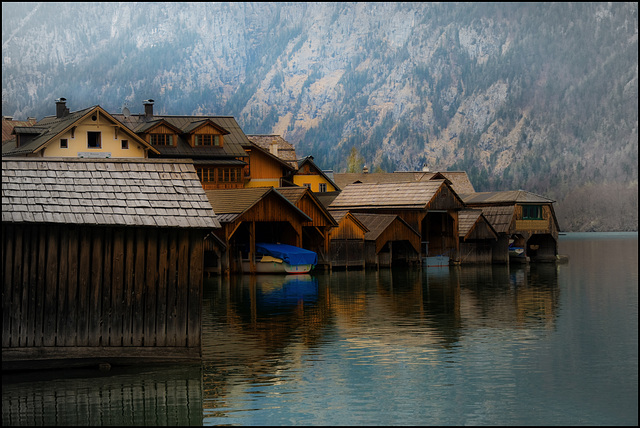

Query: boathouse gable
[[204, 187, 313, 274], [277, 186, 338, 267], [458, 209, 499, 264], [328, 180, 464, 262], [326, 209, 368, 269]]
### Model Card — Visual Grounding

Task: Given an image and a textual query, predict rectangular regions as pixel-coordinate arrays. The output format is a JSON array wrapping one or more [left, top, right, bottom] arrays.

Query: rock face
[[2, 2, 638, 231]]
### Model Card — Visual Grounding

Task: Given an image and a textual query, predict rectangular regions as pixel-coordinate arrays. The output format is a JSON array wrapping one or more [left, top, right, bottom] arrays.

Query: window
[[303, 183, 311, 189], [87, 132, 101, 149], [522, 205, 543, 220], [150, 134, 173, 145], [217, 167, 240, 182], [319, 183, 327, 192], [60, 138, 68, 149], [195, 134, 221, 146], [196, 167, 241, 183], [196, 167, 214, 182], [121, 139, 129, 150]]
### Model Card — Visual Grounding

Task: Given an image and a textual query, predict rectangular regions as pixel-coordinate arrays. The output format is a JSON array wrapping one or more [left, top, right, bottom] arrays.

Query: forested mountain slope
[[2, 3, 637, 231]]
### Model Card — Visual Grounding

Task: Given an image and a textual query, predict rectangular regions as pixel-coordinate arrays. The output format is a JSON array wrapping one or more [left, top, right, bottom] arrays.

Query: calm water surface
[[2, 232, 638, 426]]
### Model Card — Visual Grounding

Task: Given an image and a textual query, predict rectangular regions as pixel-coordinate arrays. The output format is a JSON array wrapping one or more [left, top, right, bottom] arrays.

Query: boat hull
[[242, 260, 314, 274]]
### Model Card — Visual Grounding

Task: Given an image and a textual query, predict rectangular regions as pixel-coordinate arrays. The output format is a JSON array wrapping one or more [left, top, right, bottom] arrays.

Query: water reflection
[[201, 264, 560, 423], [2, 365, 203, 426]]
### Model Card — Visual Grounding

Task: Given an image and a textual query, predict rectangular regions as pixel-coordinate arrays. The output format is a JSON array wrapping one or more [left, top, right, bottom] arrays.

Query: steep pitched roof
[[2, 117, 37, 142], [114, 114, 248, 159], [329, 180, 459, 210], [276, 186, 338, 226], [1, 158, 220, 229], [352, 212, 420, 241], [246, 135, 298, 169], [458, 209, 498, 240], [475, 206, 515, 234], [204, 187, 311, 224], [296, 156, 341, 191], [327, 209, 369, 232], [332, 171, 475, 195], [3, 106, 158, 156], [460, 190, 555, 205]]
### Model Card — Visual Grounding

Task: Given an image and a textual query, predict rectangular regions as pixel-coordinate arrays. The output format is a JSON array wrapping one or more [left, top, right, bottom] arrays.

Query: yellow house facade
[[293, 156, 339, 193], [4, 101, 157, 159]]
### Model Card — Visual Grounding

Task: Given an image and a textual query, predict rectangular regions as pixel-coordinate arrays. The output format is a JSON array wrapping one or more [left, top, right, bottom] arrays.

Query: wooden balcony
[[515, 219, 549, 231]]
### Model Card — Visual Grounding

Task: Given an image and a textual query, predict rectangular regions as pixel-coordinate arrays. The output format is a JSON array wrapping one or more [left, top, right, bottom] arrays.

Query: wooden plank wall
[[2, 222, 203, 355]]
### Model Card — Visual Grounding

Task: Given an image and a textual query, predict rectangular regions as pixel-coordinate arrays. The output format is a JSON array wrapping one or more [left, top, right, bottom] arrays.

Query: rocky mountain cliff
[[2, 2, 638, 231]]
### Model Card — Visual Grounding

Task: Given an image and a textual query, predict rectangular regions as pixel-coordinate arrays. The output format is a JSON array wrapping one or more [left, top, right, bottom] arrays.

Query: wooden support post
[[249, 221, 256, 274]]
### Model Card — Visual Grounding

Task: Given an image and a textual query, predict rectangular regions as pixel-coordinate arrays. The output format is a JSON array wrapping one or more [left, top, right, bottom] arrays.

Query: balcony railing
[[515, 219, 549, 231]]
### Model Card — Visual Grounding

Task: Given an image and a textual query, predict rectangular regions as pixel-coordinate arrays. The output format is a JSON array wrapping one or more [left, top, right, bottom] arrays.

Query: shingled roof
[[113, 113, 249, 160], [458, 209, 498, 239], [204, 187, 311, 224], [1, 158, 220, 229], [246, 135, 298, 169], [460, 190, 555, 204], [329, 180, 457, 210], [352, 212, 420, 241], [332, 171, 475, 195], [474, 206, 515, 234], [2, 117, 37, 142], [3, 106, 157, 157]]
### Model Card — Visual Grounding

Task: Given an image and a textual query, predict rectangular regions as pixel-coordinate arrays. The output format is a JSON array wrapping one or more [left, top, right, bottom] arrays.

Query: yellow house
[[3, 99, 157, 158], [241, 140, 296, 188], [293, 156, 340, 193]]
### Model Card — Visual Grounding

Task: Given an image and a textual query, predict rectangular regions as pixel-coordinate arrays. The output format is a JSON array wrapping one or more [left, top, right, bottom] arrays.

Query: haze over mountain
[[2, 2, 637, 231]]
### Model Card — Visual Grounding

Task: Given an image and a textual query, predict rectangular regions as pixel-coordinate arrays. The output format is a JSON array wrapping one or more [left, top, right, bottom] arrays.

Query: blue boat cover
[[255, 243, 317, 266]]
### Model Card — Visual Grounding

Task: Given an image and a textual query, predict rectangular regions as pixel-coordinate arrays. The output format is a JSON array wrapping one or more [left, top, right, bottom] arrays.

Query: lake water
[[2, 232, 637, 426]]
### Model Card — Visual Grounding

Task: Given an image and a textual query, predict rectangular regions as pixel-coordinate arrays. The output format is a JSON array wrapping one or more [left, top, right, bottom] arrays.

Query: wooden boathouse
[[203, 187, 312, 274], [354, 213, 422, 268], [457, 209, 499, 264], [2, 157, 221, 370], [328, 180, 465, 263], [276, 186, 338, 269], [460, 190, 560, 263], [325, 210, 369, 269]]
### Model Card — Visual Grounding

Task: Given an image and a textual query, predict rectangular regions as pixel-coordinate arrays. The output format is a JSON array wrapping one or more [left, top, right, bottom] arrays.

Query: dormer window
[[194, 134, 222, 147], [150, 134, 174, 146]]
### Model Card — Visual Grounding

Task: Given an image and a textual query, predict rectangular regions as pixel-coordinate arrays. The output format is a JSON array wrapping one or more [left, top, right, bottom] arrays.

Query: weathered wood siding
[[459, 241, 493, 264], [2, 222, 204, 363], [330, 240, 365, 269]]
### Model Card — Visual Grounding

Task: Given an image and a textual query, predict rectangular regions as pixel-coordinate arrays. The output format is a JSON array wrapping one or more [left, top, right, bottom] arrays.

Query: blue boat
[[243, 243, 318, 274]]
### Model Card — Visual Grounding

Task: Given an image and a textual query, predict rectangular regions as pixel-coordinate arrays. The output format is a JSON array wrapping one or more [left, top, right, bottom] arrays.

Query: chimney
[[269, 142, 279, 157], [56, 97, 69, 118], [143, 99, 154, 120], [362, 164, 369, 174]]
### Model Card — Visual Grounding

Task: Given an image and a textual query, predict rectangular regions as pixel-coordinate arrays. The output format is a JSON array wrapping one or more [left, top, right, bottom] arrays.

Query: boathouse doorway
[[422, 211, 458, 260], [527, 234, 558, 262]]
